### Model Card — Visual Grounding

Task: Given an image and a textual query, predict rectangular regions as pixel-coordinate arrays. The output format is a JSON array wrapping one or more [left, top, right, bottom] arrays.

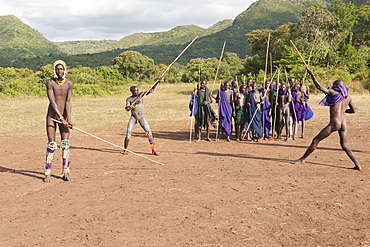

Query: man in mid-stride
[[123, 76, 164, 155], [44, 60, 74, 182], [295, 68, 362, 171]]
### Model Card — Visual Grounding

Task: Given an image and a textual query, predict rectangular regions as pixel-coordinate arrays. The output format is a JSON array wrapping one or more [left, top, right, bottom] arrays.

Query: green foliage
[[112, 51, 157, 82], [1, 0, 370, 95]]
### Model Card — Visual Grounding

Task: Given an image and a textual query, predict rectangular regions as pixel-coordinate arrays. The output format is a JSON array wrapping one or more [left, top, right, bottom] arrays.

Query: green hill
[[1, 0, 369, 70], [53, 20, 232, 55], [0, 15, 64, 63]]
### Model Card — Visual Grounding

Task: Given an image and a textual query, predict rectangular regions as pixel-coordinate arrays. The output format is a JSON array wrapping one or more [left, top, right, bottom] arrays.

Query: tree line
[[1, 0, 369, 97]]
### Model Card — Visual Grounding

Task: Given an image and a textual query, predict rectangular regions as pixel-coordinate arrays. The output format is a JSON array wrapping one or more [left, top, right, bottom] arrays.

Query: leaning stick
[[272, 69, 281, 141], [52, 119, 165, 166], [211, 41, 227, 92], [304, 32, 318, 78], [131, 36, 199, 105], [290, 40, 308, 68], [263, 33, 271, 84]]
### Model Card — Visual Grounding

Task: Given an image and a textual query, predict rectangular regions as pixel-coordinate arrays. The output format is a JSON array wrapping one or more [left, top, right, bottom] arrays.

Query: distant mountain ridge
[[0, 0, 368, 69], [54, 20, 233, 55]]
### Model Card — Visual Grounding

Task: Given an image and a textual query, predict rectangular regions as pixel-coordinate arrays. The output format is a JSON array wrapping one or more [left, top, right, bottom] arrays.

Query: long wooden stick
[[211, 41, 227, 92], [272, 69, 281, 141], [290, 40, 308, 68], [52, 119, 165, 166], [131, 36, 198, 105], [304, 32, 318, 78], [263, 33, 271, 84]]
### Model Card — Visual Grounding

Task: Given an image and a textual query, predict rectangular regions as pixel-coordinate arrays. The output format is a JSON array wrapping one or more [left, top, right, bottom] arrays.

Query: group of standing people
[[191, 76, 311, 142], [43, 60, 362, 183]]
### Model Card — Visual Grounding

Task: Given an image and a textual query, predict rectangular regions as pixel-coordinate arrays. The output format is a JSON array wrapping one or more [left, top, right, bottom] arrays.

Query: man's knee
[[61, 140, 70, 150], [61, 140, 70, 159]]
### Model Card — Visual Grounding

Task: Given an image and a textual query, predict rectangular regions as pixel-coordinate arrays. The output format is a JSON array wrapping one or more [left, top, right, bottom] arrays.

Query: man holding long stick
[[294, 68, 362, 171], [44, 60, 74, 182], [123, 76, 164, 155]]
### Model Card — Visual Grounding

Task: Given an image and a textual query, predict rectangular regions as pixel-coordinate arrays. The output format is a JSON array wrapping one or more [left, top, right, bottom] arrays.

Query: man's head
[[281, 83, 287, 91], [53, 60, 67, 80], [300, 77, 306, 85], [223, 81, 230, 91], [200, 79, 207, 89], [252, 82, 258, 91], [289, 77, 296, 85], [130, 86, 139, 96], [333, 80, 344, 87], [239, 84, 246, 93]]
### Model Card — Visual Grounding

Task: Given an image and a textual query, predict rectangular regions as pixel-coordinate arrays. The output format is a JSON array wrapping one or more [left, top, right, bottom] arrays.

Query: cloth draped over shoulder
[[247, 92, 263, 138], [217, 90, 233, 136], [196, 87, 216, 129], [320, 85, 349, 106]]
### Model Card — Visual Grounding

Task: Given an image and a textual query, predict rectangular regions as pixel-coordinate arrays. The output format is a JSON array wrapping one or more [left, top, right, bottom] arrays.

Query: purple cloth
[[320, 85, 349, 106], [290, 91, 307, 122], [218, 90, 233, 136]]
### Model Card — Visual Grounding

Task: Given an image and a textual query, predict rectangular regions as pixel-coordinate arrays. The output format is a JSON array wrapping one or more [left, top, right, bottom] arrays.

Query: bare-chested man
[[44, 60, 74, 182], [234, 84, 247, 141], [123, 77, 163, 155], [276, 83, 292, 141], [295, 68, 362, 171]]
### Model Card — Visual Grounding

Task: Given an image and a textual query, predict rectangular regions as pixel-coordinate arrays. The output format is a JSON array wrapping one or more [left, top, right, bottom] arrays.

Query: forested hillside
[[0, 0, 369, 76], [0, 15, 64, 64]]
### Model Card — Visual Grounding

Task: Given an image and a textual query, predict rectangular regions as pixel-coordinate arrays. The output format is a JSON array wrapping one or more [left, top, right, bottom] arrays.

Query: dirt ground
[[1, 95, 370, 246]]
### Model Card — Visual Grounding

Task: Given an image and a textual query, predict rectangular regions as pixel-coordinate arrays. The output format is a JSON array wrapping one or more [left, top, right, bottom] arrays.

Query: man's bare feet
[[61, 173, 71, 181], [43, 174, 51, 182], [292, 159, 305, 164], [122, 150, 128, 155], [352, 165, 363, 171]]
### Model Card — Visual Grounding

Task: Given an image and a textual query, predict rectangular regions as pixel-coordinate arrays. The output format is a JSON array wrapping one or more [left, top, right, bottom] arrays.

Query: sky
[[0, 0, 256, 42]]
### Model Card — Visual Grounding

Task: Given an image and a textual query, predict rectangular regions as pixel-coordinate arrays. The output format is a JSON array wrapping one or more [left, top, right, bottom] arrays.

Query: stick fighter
[[44, 60, 74, 182], [123, 77, 164, 155], [295, 68, 362, 171]]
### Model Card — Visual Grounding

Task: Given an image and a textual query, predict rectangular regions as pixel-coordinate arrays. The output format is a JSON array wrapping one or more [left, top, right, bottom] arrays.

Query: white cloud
[[0, 0, 255, 41]]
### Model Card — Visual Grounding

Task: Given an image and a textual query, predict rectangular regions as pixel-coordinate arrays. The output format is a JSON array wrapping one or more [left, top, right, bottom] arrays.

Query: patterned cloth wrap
[[61, 140, 70, 175], [320, 85, 349, 107], [45, 141, 57, 174]]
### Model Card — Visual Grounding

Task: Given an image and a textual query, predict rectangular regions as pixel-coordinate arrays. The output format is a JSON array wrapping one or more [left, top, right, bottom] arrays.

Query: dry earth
[[0, 89, 369, 247]]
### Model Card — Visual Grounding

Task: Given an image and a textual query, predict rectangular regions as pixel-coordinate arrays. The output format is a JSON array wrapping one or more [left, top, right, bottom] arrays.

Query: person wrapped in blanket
[[294, 68, 362, 171], [246, 82, 264, 141], [123, 76, 164, 155], [195, 79, 217, 142], [215, 81, 234, 142], [289, 84, 307, 140]]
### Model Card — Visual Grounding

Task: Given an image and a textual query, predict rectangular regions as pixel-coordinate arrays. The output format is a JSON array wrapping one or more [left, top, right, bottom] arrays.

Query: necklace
[[56, 78, 65, 85]]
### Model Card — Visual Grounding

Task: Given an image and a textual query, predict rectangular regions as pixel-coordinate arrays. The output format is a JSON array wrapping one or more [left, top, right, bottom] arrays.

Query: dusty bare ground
[[1, 94, 369, 247]]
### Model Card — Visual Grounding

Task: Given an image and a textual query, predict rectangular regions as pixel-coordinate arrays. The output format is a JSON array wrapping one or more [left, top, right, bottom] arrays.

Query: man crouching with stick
[[294, 68, 362, 171], [123, 76, 164, 156], [44, 60, 74, 182]]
